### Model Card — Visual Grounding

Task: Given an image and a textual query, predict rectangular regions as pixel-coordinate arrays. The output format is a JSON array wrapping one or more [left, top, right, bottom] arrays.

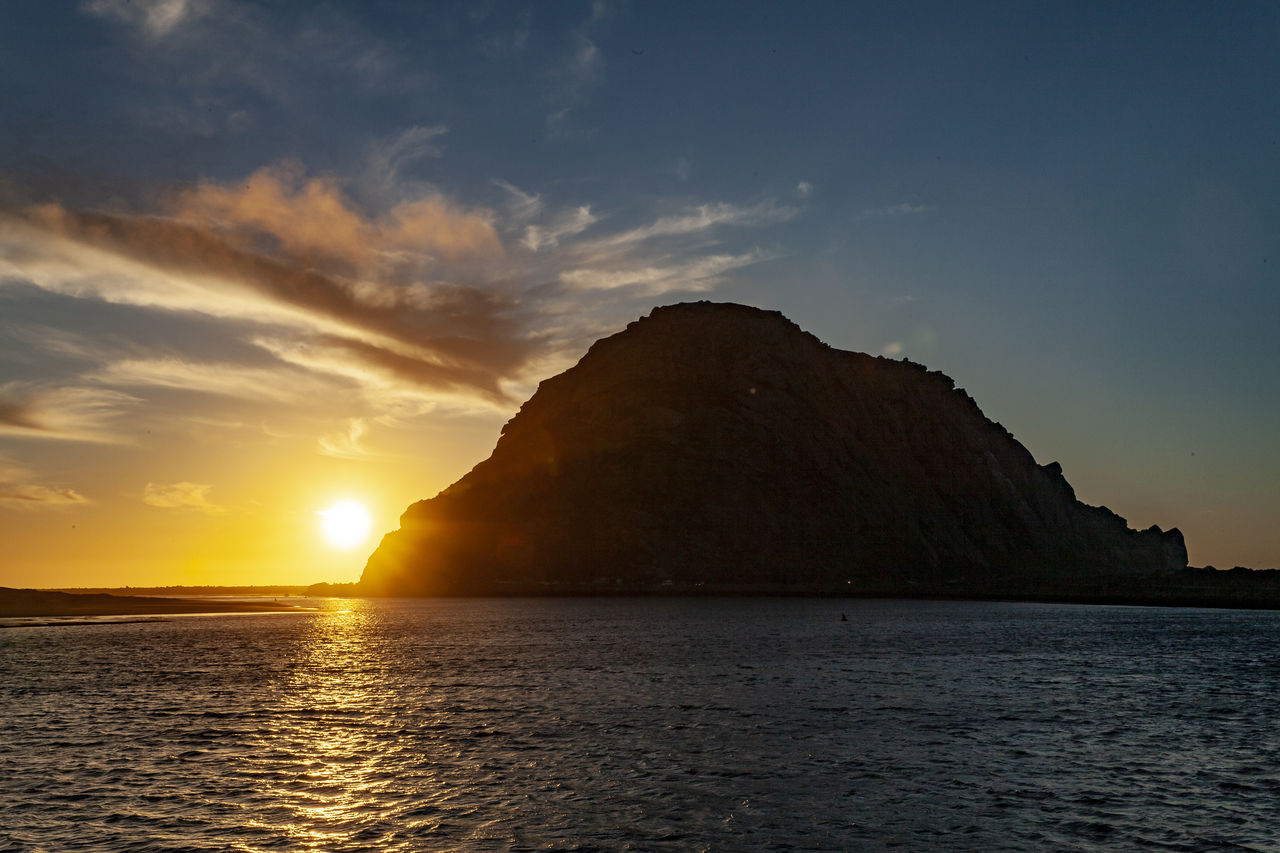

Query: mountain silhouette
[[359, 302, 1205, 600]]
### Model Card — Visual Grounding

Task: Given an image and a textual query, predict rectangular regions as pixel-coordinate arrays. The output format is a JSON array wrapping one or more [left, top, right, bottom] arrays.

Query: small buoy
[[840, 613, 848, 622]]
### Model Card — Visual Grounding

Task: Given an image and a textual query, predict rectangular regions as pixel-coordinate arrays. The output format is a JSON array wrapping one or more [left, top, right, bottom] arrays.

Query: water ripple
[[4, 599, 1280, 850]]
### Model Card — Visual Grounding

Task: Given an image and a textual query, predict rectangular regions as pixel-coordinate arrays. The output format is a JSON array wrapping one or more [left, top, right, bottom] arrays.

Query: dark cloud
[[0, 383, 136, 441], [0, 396, 47, 432], [19, 201, 538, 400], [310, 334, 514, 404], [0, 452, 89, 509], [4, 161, 795, 416]]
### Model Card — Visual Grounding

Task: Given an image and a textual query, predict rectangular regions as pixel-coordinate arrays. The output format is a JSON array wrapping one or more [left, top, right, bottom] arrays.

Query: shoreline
[[0, 587, 317, 618], [12, 578, 1280, 616]]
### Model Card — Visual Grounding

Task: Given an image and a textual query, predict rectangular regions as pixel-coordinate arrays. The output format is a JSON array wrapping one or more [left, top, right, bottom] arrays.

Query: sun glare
[[317, 500, 373, 549]]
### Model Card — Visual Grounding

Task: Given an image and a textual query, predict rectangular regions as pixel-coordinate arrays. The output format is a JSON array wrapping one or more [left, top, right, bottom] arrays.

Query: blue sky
[[1, 0, 1277, 585]]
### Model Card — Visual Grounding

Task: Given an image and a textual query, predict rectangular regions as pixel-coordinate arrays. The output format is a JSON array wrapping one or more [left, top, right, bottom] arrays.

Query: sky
[[1, 0, 1277, 588]]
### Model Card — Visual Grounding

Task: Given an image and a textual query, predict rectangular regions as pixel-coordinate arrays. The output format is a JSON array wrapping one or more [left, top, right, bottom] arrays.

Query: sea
[[3, 597, 1279, 852]]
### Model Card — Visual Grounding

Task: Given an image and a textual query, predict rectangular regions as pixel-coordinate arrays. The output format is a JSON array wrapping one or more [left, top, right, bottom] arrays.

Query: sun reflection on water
[[262, 602, 407, 849]]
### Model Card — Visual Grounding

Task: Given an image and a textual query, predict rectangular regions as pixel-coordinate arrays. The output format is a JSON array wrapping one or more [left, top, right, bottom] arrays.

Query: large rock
[[360, 302, 1187, 597]]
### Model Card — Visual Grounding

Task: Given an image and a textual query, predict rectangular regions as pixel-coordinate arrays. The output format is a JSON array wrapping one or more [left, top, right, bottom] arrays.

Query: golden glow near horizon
[[0, 406, 501, 588], [317, 500, 373, 550]]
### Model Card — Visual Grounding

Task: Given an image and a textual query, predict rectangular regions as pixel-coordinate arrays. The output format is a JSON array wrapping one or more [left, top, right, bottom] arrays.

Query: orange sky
[[1, 406, 506, 588]]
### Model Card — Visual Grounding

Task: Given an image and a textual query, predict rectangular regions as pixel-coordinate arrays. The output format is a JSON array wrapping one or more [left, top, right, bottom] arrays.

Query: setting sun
[[317, 500, 373, 550]]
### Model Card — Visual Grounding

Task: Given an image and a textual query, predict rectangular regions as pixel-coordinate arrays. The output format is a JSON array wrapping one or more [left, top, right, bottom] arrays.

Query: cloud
[[0, 483, 90, 509], [386, 198, 502, 262], [522, 205, 598, 251], [173, 162, 500, 264], [0, 394, 42, 432], [493, 179, 543, 222], [544, 107, 596, 142], [3, 190, 528, 403], [571, 38, 604, 90], [292, 9, 416, 92], [584, 201, 796, 251], [556, 15, 607, 104], [858, 202, 936, 220], [253, 334, 513, 408], [0, 454, 90, 510], [0, 383, 138, 442], [379, 125, 449, 164], [143, 481, 225, 513], [362, 125, 449, 205], [545, 3, 613, 138], [2, 161, 799, 420], [318, 417, 376, 459], [559, 249, 775, 295], [477, 13, 532, 59], [82, 0, 212, 39], [88, 358, 337, 404], [83, 0, 423, 109], [0, 324, 107, 362]]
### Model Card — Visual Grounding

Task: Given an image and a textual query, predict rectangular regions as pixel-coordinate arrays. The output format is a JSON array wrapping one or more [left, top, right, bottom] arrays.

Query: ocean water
[[3, 598, 1280, 852]]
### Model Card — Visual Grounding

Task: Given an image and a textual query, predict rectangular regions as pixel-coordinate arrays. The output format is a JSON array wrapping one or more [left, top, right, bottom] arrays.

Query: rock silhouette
[[361, 302, 1197, 599]]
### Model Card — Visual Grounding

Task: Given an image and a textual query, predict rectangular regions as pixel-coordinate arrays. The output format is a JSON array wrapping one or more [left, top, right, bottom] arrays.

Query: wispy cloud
[[1, 324, 110, 362], [293, 8, 416, 92], [361, 125, 449, 205], [493, 179, 543, 223], [522, 205, 598, 251], [89, 358, 335, 404], [569, 37, 604, 93], [545, 2, 613, 139], [81, 0, 429, 137], [0, 383, 137, 442], [2, 181, 526, 405], [476, 10, 532, 60], [2, 157, 800, 426], [81, 0, 213, 39], [0, 482, 90, 509], [858, 202, 936, 220], [545, 107, 596, 142], [583, 201, 796, 251], [252, 333, 512, 410], [318, 417, 376, 460], [560, 249, 776, 295], [0, 454, 90, 510], [143, 481, 225, 513]]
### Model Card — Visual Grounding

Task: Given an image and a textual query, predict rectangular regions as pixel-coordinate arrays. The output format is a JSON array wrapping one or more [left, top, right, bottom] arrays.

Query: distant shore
[[358, 568, 1280, 610], [47, 582, 358, 597], [11, 570, 1280, 616], [0, 587, 318, 619]]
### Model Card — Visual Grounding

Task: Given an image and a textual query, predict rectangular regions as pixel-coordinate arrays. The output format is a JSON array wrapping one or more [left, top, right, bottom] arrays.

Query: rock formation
[[360, 302, 1191, 599]]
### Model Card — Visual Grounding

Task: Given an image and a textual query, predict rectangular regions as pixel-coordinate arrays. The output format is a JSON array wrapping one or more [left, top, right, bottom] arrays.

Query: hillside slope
[[360, 302, 1187, 597]]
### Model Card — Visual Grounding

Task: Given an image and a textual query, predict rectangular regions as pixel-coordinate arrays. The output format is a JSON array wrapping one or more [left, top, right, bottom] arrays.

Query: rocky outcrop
[[360, 302, 1188, 597]]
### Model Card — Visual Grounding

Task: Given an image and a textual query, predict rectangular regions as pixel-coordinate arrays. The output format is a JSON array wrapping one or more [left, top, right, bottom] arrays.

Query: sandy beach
[[0, 588, 313, 618]]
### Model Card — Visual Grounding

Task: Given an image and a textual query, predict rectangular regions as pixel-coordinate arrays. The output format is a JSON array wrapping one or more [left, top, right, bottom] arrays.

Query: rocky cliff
[[360, 302, 1188, 597]]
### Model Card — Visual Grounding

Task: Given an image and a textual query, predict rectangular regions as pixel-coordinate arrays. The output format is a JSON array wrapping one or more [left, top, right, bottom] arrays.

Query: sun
[[317, 500, 373, 549]]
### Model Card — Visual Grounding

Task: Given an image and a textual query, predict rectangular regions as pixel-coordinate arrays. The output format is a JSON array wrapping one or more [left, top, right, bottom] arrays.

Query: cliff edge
[[360, 302, 1190, 598]]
